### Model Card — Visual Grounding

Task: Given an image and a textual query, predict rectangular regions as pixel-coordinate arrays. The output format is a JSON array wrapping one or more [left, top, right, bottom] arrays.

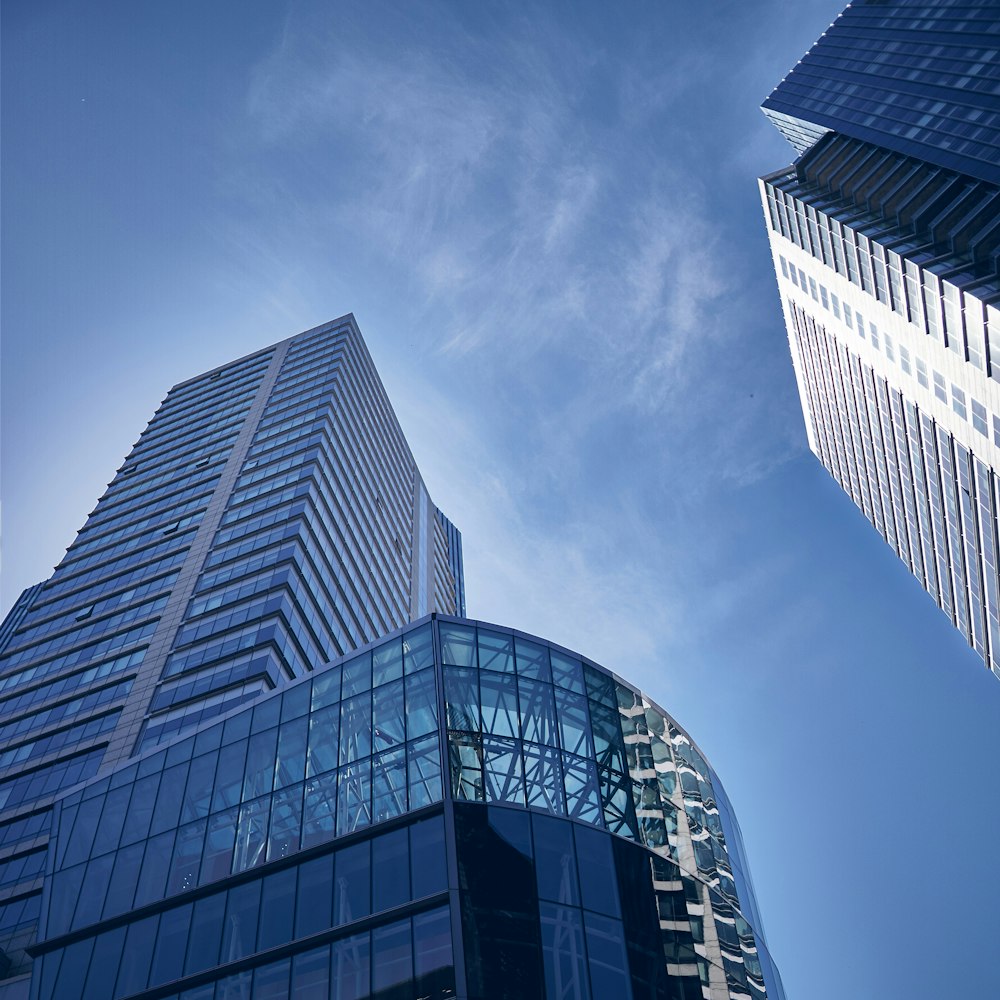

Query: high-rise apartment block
[[0, 316, 463, 988], [759, 0, 1000, 679], [0, 317, 783, 999]]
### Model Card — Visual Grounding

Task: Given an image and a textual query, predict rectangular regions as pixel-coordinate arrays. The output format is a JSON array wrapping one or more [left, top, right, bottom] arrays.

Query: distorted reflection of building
[[30, 617, 785, 1000], [759, 0, 1000, 680]]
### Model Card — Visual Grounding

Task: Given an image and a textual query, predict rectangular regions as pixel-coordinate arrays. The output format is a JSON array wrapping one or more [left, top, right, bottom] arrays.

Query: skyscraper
[[27, 615, 785, 1000], [759, 0, 1000, 679], [0, 316, 464, 988]]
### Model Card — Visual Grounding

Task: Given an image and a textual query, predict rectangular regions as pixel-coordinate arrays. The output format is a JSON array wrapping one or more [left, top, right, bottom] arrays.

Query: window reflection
[[540, 903, 588, 1000]]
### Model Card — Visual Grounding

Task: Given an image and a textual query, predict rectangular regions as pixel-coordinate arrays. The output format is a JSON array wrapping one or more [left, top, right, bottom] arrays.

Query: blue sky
[[3, 2, 999, 997]]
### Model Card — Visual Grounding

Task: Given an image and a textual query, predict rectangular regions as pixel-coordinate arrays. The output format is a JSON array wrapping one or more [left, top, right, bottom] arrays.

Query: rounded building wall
[[29, 615, 782, 1000], [436, 617, 783, 1000]]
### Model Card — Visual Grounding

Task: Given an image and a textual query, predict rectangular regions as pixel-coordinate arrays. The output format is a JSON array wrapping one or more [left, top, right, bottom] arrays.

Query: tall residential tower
[[0, 316, 464, 988], [759, 0, 1000, 679]]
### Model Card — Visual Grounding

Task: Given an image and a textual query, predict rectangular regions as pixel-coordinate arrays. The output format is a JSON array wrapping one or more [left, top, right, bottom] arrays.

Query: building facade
[[759, 0, 1000, 679], [28, 616, 784, 1000], [761, 0, 1000, 184], [0, 317, 464, 990]]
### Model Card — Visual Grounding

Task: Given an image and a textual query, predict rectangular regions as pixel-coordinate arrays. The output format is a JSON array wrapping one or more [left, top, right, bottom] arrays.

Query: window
[[972, 399, 988, 437], [844, 303, 853, 329], [993, 414, 1000, 447], [869, 323, 880, 350], [779, 256, 789, 278], [899, 345, 912, 375], [884, 334, 894, 362], [856, 312, 866, 339], [808, 276, 819, 301], [831, 294, 841, 319], [789, 266, 798, 287], [916, 358, 929, 388], [820, 285, 829, 310], [951, 385, 967, 420], [798, 267, 807, 289], [933, 371, 947, 403]]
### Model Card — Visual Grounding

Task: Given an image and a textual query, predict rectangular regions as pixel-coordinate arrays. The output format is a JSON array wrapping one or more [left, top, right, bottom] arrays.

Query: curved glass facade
[[29, 616, 782, 1000]]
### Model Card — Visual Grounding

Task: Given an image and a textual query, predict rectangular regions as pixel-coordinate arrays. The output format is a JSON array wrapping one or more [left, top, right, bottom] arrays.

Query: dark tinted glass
[[185, 892, 225, 975], [574, 825, 619, 917], [334, 840, 371, 925], [114, 914, 159, 997], [80, 926, 126, 1000], [220, 879, 261, 962], [259, 866, 297, 949], [540, 903, 588, 1000], [291, 944, 330, 1000], [410, 814, 447, 899], [330, 931, 370, 1000], [584, 912, 632, 1000], [533, 814, 578, 906], [372, 918, 412, 997], [372, 827, 409, 912], [295, 853, 334, 937], [148, 903, 192, 987]]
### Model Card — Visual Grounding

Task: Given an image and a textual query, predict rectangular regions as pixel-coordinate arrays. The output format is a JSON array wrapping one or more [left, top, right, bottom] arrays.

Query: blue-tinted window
[[220, 879, 261, 962], [480, 672, 519, 738], [373, 639, 403, 686], [549, 651, 585, 693], [290, 944, 330, 1000], [404, 669, 437, 738], [373, 827, 409, 912], [330, 931, 370, 1000], [302, 771, 337, 849], [414, 907, 454, 994], [148, 902, 192, 987], [52, 936, 95, 1000], [372, 679, 405, 750], [334, 841, 371, 926], [75, 852, 113, 928], [275, 716, 308, 788], [114, 913, 159, 997], [184, 892, 225, 974], [306, 705, 339, 777], [533, 814, 579, 906], [372, 918, 412, 998], [80, 926, 125, 1000], [134, 830, 175, 907], [259, 866, 297, 950], [410, 814, 447, 899], [584, 912, 632, 999], [518, 679, 557, 746], [103, 841, 143, 918], [295, 853, 334, 937], [253, 956, 291, 1000], [440, 623, 476, 666], [574, 825, 620, 917], [540, 903, 588, 1000]]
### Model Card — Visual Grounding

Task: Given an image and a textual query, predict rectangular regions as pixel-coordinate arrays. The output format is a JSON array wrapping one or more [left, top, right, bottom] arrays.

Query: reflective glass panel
[[540, 903, 588, 1000], [440, 623, 476, 666], [331, 931, 370, 1000]]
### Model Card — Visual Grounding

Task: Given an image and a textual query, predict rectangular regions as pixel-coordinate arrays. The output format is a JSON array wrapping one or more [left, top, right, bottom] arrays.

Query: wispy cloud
[[223, 1, 806, 660]]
